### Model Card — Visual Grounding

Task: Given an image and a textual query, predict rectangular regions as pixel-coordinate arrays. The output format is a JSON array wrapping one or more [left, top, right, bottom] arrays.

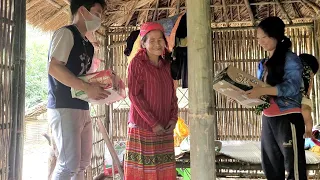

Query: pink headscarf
[[139, 22, 165, 39]]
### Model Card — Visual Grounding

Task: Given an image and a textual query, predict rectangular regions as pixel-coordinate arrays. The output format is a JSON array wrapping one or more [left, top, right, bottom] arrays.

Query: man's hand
[[152, 124, 166, 135], [83, 82, 111, 100]]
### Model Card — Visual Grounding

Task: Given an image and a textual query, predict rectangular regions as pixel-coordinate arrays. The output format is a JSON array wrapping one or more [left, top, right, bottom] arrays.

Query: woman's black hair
[[258, 16, 292, 86], [70, 0, 106, 16], [299, 53, 319, 74]]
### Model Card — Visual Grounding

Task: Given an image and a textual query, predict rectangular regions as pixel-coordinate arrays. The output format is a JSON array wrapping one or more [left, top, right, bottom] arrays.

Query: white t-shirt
[[49, 28, 74, 64]]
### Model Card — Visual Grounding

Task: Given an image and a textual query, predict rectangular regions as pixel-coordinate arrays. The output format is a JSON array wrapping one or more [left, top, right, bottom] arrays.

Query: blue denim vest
[[257, 51, 303, 111]]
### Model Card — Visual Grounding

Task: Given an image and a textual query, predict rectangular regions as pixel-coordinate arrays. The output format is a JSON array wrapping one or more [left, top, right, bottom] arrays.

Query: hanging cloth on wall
[[124, 30, 140, 57], [171, 46, 188, 88]]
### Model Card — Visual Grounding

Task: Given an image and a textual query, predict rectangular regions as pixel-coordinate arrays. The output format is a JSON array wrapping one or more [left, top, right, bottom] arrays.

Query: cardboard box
[[212, 66, 268, 108], [71, 70, 126, 105]]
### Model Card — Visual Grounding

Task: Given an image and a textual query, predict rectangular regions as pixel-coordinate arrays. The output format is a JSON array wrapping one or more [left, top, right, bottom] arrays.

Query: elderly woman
[[124, 22, 178, 180], [246, 17, 307, 180]]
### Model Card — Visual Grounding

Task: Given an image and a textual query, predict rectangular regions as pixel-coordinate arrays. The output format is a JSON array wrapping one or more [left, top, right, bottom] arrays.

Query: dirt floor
[[23, 141, 49, 179]]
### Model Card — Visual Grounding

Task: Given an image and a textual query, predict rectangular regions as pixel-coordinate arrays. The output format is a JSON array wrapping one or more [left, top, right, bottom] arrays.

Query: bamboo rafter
[[275, 0, 292, 24], [244, 0, 255, 25]]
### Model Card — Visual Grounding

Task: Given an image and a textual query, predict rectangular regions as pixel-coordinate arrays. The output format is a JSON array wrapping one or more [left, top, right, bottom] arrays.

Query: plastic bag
[[174, 117, 189, 147], [104, 141, 126, 176]]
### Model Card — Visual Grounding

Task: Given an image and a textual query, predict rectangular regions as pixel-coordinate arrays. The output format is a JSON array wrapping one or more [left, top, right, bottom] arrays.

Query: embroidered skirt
[[124, 127, 176, 180]]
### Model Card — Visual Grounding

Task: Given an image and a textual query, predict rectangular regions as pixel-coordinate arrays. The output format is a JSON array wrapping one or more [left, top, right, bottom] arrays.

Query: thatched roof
[[27, 0, 320, 32], [25, 102, 47, 120]]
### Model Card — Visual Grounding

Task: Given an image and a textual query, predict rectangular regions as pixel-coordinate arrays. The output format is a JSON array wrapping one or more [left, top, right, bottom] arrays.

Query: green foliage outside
[[25, 24, 51, 109]]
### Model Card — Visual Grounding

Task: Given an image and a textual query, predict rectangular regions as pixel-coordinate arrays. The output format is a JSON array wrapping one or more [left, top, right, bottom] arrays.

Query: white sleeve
[[302, 97, 313, 110], [49, 28, 74, 64]]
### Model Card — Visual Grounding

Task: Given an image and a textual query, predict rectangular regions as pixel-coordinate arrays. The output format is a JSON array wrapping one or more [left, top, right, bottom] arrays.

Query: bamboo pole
[[96, 119, 124, 179], [275, 0, 292, 24], [187, 0, 216, 179], [244, 0, 255, 25], [9, 0, 26, 179]]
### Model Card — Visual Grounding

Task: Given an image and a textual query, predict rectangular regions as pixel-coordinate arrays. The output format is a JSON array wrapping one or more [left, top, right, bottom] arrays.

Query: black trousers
[[261, 113, 307, 180]]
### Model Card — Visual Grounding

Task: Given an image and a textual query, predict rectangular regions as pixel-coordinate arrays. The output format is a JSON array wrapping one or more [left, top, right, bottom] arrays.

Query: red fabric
[[127, 49, 178, 131], [139, 22, 165, 39], [263, 98, 301, 117]]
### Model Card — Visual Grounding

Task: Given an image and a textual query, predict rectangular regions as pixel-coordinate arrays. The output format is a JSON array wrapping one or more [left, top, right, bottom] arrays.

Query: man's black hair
[[70, 0, 106, 15]]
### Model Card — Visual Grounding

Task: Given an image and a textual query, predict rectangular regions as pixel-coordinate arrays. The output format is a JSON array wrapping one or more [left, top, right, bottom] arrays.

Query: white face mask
[[81, 8, 101, 32]]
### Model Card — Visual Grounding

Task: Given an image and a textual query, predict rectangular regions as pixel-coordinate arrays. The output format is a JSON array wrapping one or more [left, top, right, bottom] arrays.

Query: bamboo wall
[[0, 0, 13, 176], [0, 0, 26, 179], [103, 24, 320, 143]]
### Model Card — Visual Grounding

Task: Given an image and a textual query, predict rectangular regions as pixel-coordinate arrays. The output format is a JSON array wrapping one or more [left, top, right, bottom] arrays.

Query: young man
[[47, 0, 108, 179]]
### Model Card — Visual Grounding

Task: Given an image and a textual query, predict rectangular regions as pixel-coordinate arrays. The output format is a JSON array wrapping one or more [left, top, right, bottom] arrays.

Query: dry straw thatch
[[27, 0, 320, 32]]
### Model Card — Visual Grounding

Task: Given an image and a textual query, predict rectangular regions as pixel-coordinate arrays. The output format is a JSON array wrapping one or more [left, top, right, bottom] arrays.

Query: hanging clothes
[[176, 14, 187, 39], [124, 30, 140, 57], [171, 37, 188, 88]]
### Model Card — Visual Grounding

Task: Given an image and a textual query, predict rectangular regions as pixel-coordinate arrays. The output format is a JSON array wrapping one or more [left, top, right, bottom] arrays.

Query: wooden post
[[187, 0, 216, 179]]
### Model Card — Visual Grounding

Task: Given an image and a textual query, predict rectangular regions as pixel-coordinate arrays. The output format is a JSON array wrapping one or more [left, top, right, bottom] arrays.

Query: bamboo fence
[[0, 0, 26, 179], [0, 0, 13, 178]]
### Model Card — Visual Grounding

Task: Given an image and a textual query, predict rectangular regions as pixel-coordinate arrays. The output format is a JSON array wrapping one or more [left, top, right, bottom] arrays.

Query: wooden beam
[[166, 0, 170, 18], [222, 0, 229, 26], [211, 22, 313, 31], [107, 42, 126, 49], [244, 0, 255, 25], [275, 0, 292, 24], [153, 0, 159, 21], [175, 0, 181, 15], [237, 5, 241, 21], [187, 0, 216, 179], [125, 0, 139, 26], [45, 6, 69, 24]]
